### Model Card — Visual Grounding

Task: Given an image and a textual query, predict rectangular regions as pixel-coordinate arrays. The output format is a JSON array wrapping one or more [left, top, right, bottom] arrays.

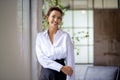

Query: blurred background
[[0, 0, 120, 80]]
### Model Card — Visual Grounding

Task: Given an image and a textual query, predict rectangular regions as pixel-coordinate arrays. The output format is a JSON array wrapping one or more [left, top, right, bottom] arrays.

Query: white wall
[[0, 0, 31, 80]]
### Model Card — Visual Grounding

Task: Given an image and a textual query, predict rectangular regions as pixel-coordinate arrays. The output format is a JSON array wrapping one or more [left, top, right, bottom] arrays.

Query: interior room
[[0, 0, 120, 80]]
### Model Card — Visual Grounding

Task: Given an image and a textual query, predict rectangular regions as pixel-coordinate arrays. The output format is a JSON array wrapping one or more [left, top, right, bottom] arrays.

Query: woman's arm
[[66, 34, 75, 80], [36, 34, 63, 72]]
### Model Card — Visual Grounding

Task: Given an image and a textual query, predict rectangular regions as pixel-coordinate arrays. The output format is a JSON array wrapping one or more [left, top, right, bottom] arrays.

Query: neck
[[48, 27, 58, 35], [48, 28, 58, 44]]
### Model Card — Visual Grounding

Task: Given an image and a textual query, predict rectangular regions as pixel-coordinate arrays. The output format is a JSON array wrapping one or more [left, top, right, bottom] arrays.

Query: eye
[[57, 17, 62, 20], [52, 15, 55, 18]]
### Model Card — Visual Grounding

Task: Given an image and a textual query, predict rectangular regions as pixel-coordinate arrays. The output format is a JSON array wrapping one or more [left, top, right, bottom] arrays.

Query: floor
[[75, 64, 93, 80]]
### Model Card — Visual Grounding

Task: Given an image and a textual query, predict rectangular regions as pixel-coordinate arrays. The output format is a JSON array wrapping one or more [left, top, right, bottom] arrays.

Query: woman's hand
[[60, 66, 73, 76]]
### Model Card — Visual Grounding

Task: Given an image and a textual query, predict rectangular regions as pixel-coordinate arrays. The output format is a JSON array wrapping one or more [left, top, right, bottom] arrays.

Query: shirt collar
[[44, 29, 62, 37]]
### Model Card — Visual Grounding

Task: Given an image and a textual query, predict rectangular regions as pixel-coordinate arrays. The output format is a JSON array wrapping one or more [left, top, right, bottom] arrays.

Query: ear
[[45, 16, 49, 24], [46, 16, 48, 21]]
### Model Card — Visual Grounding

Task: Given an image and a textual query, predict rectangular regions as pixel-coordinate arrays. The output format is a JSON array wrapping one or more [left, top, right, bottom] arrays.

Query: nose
[[54, 17, 58, 22]]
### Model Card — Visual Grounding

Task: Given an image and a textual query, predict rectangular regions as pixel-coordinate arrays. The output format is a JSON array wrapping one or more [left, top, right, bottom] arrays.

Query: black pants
[[39, 59, 66, 80]]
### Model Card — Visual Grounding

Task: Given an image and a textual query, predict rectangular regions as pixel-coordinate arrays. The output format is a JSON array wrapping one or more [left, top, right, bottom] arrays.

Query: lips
[[53, 22, 58, 26]]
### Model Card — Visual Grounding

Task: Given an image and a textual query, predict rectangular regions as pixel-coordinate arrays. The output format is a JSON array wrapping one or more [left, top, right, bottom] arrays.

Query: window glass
[[62, 10, 93, 64]]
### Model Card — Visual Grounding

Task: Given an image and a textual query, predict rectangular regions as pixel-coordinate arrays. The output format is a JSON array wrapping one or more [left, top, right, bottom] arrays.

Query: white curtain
[[31, 0, 42, 80], [17, 0, 42, 80]]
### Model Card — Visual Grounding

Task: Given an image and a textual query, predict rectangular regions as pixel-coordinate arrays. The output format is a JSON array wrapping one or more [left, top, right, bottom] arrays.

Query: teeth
[[54, 23, 58, 25]]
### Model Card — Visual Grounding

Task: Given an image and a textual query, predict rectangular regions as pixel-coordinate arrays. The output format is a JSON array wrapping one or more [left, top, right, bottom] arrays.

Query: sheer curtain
[[30, 0, 42, 80], [17, 0, 42, 80], [17, 0, 31, 80]]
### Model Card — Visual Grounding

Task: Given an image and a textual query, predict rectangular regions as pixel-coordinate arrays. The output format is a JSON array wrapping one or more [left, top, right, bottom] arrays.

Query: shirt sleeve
[[36, 34, 63, 72], [66, 34, 75, 80]]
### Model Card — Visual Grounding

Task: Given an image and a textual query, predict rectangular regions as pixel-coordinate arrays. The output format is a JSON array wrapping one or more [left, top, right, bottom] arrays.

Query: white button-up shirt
[[36, 29, 75, 80]]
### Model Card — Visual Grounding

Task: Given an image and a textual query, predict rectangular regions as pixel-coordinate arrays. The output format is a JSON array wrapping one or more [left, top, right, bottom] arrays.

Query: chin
[[53, 25, 58, 28]]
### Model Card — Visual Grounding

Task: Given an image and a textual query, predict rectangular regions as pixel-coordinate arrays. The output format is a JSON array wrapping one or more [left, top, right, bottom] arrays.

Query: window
[[62, 10, 94, 64]]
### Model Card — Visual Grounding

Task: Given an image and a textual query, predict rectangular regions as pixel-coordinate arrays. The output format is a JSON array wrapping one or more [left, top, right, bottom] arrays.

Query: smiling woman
[[42, 0, 66, 31], [45, 7, 63, 43], [36, 7, 75, 80]]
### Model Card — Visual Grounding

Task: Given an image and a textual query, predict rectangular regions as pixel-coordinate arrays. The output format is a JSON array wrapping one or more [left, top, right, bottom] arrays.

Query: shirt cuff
[[56, 64, 63, 72]]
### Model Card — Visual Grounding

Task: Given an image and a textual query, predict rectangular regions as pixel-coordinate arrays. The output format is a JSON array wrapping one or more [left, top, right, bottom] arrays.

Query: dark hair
[[46, 7, 64, 17]]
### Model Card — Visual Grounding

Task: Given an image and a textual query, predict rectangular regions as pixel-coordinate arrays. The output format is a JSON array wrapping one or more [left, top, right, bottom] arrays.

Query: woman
[[36, 6, 75, 80]]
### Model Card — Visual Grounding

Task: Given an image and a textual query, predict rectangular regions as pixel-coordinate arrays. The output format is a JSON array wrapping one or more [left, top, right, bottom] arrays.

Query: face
[[47, 10, 62, 29]]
